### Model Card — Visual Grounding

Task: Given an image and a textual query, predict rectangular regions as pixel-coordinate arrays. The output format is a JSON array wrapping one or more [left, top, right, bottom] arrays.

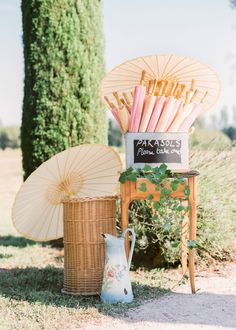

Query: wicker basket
[[62, 196, 117, 295]]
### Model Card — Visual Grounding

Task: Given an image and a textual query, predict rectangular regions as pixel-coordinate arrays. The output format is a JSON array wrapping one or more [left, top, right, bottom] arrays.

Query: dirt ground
[[81, 263, 236, 330], [1, 150, 236, 330]]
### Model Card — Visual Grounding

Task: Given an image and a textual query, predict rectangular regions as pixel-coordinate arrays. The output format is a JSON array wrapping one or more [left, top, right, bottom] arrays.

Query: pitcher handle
[[121, 228, 136, 270]]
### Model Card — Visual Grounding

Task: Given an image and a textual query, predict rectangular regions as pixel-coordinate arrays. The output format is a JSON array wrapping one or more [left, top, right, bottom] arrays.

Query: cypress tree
[[21, 0, 107, 179]]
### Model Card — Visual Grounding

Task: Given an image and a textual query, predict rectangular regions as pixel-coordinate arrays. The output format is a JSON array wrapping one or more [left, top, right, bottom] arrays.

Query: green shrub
[[21, 0, 107, 179], [0, 126, 20, 149], [223, 126, 236, 141], [108, 119, 123, 148], [119, 147, 236, 268]]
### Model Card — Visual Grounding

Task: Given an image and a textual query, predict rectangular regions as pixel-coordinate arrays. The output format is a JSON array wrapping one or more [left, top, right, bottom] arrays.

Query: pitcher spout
[[102, 233, 122, 248]]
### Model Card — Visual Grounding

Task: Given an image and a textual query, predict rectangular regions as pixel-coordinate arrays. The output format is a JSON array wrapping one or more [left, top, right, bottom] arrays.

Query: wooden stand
[[120, 171, 199, 294]]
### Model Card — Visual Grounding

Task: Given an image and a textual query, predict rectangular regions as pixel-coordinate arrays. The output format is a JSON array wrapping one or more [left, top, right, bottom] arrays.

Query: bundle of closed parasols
[[104, 70, 208, 134]]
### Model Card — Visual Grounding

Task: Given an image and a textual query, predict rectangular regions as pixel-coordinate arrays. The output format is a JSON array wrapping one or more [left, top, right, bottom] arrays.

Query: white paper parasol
[[12, 145, 122, 241], [101, 54, 221, 112]]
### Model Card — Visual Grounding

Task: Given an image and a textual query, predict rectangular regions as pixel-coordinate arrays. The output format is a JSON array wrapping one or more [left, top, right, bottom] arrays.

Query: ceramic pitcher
[[100, 228, 136, 304]]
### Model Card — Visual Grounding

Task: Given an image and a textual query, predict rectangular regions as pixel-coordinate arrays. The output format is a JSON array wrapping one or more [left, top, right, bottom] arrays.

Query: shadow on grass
[[0, 235, 37, 248], [0, 266, 169, 314]]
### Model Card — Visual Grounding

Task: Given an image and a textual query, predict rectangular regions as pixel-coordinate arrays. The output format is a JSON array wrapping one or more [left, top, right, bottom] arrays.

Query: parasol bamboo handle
[[200, 91, 208, 104], [140, 70, 146, 85], [190, 89, 199, 103], [104, 96, 115, 110], [113, 92, 123, 109], [123, 92, 131, 106], [120, 98, 130, 112]]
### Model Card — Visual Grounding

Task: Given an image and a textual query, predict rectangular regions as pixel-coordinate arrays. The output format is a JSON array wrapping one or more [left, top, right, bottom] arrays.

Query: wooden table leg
[[188, 177, 197, 293], [120, 182, 130, 257], [181, 200, 188, 276]]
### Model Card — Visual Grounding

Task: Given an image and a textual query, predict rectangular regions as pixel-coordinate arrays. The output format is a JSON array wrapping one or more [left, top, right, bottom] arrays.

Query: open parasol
[[101, 54, 221, 112], [12, 145, 122, 242]]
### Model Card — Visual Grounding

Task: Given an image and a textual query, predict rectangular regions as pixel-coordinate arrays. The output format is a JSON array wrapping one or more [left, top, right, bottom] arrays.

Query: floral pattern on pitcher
[[102, 256, 127, 290]]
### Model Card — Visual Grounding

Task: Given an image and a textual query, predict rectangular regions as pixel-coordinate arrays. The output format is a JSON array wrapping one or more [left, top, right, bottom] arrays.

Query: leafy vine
[[119, 164, 197, 250]]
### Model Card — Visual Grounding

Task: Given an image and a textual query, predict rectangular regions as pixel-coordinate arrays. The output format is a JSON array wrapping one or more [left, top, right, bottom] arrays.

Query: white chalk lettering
[[137, 148, 155, 156]]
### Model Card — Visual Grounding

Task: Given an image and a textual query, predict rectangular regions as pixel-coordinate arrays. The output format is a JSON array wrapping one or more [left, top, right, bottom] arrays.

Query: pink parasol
[[155, 96, 176, 132], [139, 80, 157, 132], [178, 104, 202, 132], [129, 71, 146, 132], [178, 91, 207, 132], [166, 101, 183, 131]]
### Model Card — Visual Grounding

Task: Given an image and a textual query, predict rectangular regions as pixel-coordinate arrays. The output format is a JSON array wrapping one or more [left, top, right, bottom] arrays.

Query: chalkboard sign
[[125, 133, 188, 172], [134, 139, 182, 163]]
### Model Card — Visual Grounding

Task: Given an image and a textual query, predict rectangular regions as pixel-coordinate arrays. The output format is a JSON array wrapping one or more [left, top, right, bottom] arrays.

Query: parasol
[[146, 81, 166, 132], [129, 71, 146, 132], [139, 80, 157, 132], [178, 104, 202, 132], [12, 145, 122, 241], [100, 54, 221, 112]]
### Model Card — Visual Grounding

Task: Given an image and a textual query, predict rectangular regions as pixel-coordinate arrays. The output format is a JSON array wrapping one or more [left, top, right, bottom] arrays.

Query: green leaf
[[147, 194, 154, 200], [126, 167, 134, 174], [159, 173, 168, 180], [139, 182, 147, 192], [153, 201, 160, 210], [155, 184, 161, 191], [177, 204, 185, 212], [163, 222, 171, 231], [184, 186, 190, 196], [146, 174, 154, 182], [152, 215, 159, 221], [187, 240, 197, 249], [159, 195, 166, 204], [159, 163, 168, 174], [126, 173, 137, 182], [161, 188, 171, 196], [119, 173, 127, 184], [171, 241, 179, 248], [177, 176, 185, 184], [143, 164, 152, 172], [171, 180, 179, 191]]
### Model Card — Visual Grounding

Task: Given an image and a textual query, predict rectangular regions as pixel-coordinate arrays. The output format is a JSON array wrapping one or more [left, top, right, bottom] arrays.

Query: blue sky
[[0, 0, 236, 125]]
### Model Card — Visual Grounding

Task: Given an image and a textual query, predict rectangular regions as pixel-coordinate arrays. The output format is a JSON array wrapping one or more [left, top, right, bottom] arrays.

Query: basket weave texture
[[62, 196, 117, 295]]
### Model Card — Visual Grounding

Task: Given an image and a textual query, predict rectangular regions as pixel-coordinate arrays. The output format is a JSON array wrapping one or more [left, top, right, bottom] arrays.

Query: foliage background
[[21, 0, 107, 179]]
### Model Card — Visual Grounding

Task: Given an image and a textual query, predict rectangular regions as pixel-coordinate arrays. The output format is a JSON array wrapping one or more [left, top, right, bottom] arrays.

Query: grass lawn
[[0, 150, 180, 330], [0, 236, 179, 330]]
